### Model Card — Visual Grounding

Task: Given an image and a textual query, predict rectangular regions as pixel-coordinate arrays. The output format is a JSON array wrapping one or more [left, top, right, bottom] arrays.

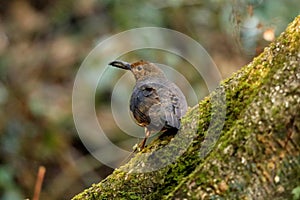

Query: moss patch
[[72, 15, 300, 200]]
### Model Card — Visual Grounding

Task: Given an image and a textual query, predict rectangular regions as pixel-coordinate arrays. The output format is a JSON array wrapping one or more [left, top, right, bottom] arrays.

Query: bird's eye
[[137, 66, 142, 71]]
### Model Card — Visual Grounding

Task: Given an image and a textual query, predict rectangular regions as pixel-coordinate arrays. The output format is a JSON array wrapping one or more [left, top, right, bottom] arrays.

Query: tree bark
[[72, 15, 300, 200]]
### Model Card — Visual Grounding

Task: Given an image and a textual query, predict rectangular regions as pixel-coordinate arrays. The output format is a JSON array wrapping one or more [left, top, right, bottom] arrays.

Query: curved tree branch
[[73, 15, 300, 200]]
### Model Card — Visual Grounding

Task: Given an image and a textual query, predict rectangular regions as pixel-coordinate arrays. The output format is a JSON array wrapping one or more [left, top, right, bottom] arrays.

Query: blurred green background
[[0, 0, 299, 199]]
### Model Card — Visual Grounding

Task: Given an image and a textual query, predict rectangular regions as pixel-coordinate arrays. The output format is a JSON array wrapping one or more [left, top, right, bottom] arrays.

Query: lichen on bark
[[73, 15, 300, 200]]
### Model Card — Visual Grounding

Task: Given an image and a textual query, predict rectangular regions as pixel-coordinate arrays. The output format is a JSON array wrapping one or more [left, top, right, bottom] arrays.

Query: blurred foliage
[[0, 0, 298, 199]]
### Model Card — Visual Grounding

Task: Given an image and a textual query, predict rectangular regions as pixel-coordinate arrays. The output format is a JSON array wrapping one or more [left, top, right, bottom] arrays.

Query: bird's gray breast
[[130, 78, 187, 132]]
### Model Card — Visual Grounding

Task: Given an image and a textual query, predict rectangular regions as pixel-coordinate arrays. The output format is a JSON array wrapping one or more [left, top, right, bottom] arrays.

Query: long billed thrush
[[109, 60, 188, 150]]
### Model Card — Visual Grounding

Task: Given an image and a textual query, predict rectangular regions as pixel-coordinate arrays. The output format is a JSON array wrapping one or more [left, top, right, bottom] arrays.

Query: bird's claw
[[132, 143, 141, 152]]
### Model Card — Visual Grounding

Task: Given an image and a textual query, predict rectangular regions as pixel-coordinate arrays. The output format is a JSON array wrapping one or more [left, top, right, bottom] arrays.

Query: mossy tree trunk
[[73, 15, 300, 200]]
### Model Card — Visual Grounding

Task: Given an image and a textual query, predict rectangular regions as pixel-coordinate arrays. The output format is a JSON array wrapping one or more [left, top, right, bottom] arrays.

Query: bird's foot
[[132, 143, 141, 152], [133, 139, 147, 152]]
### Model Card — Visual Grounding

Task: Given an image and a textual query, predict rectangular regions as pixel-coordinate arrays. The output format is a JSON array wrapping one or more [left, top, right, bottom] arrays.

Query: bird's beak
[[109, 60, 131, 70]]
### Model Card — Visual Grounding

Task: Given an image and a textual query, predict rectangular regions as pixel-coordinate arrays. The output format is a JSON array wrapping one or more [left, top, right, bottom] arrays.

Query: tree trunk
[[72, 15, 300, 200]]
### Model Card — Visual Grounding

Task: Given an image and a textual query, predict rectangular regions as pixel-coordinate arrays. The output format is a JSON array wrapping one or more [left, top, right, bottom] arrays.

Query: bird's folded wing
[[130, 85, 159, 126], [159, 88, 181, 129]]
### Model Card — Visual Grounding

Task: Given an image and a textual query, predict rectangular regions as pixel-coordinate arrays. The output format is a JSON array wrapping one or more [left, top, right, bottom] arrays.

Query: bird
[[109, 60, 188, 150]]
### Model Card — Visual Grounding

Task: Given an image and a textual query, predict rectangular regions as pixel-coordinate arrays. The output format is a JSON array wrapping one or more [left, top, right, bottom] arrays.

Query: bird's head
[[109, 60, 166, 81]]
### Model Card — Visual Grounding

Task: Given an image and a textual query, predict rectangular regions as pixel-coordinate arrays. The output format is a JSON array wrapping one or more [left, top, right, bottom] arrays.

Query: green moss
[[73, 15, 300, 200], [167, 15, 300, 199]]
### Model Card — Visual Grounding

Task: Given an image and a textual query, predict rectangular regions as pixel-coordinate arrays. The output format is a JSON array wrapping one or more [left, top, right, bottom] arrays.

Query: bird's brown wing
[[130, 83, 183, 131], [157, 86, 182, 129], [130, 85, 160, 128]]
